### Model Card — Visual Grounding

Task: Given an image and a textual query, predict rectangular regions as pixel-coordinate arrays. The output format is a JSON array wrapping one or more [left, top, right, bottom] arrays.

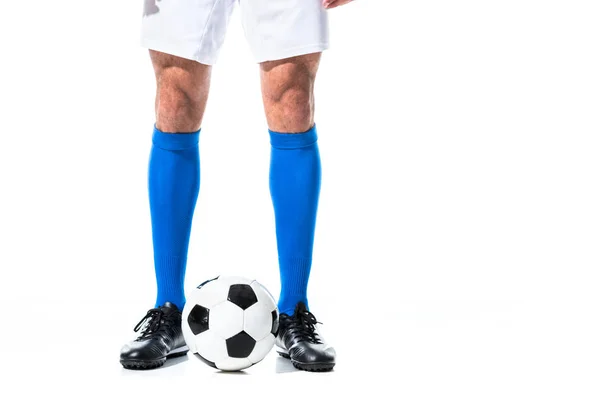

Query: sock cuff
[[269, 124, 318, 149], [152, 125, 200, 150]]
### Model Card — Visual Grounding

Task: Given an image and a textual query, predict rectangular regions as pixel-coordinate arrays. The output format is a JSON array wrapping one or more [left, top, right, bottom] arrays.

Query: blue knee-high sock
[[149, 126, 200, 311], [269, 125, 321, 316]]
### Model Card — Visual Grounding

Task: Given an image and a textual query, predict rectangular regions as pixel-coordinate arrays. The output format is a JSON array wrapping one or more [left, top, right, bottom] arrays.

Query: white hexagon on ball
[[191, 278, 232, 309], [248, 334, 275, 364], [209, 301, 244, 339], [194, 330, 228, 365], [250, 280, 277, 309], [182, 322, 197, 353], [244, 302, 274, 341]]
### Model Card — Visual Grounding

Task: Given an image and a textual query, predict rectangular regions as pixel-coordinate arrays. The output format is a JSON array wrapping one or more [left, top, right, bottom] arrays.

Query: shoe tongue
[[160, 302, 179, 312], [294, 302, 308, 315]]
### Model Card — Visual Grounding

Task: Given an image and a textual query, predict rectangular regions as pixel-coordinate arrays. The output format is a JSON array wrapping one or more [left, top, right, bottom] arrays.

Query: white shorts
[[141, 0, 329, 64]]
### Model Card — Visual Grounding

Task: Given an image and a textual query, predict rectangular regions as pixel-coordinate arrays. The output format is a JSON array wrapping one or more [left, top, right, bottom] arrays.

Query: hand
[[323, 0, 353, 10]]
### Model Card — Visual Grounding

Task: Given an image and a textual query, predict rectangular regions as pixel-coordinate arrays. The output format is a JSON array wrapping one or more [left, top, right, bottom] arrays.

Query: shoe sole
[[120, 346, 189, 370], [277, 349, 335, 372]]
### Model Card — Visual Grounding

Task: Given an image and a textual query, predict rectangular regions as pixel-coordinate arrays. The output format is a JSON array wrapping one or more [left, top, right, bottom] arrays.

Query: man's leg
[[262, 53, 321, 315], [263, 53, 336, 371], [120, 51, 210, 370], [149, 50, 211, 310]]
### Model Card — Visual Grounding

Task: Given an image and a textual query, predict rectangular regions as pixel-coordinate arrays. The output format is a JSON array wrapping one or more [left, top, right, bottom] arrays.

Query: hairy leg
[[260, 53, 321, 133], [148, 51, 210, 309], [150, 50, 211, 132], [261, 53, 323, 316]]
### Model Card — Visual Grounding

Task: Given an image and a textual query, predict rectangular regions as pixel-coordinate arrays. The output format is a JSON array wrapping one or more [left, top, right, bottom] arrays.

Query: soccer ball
[[182, 276, 279, 371]]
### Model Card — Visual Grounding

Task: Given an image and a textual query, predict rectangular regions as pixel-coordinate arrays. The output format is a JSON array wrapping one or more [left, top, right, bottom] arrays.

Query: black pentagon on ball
[[226, 331, 256, 358], [227, 284, 258, 310], [271, 310, 279, 336], [187, 305, 210, 335]]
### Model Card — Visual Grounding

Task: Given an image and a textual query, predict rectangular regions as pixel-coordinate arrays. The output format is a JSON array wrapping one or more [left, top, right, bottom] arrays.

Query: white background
[[1, 0, 599, 399]]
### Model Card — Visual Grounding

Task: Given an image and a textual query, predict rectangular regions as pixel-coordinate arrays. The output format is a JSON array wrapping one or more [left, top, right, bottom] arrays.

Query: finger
[[323, 0, 338, 9], [323, 0, 349, 9]]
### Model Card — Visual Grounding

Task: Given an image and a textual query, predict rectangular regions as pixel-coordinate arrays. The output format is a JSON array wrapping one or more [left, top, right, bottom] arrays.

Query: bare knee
[[266, 85, 313, 132], [150, 50, 211, 133], [261, 53, 321, 133], [155, 84, 202, 132]]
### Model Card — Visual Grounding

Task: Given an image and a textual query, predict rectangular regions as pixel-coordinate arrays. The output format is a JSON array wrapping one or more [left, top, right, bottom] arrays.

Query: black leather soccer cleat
[[275, 302, 336, 372], [120, 302, 189, 370]]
